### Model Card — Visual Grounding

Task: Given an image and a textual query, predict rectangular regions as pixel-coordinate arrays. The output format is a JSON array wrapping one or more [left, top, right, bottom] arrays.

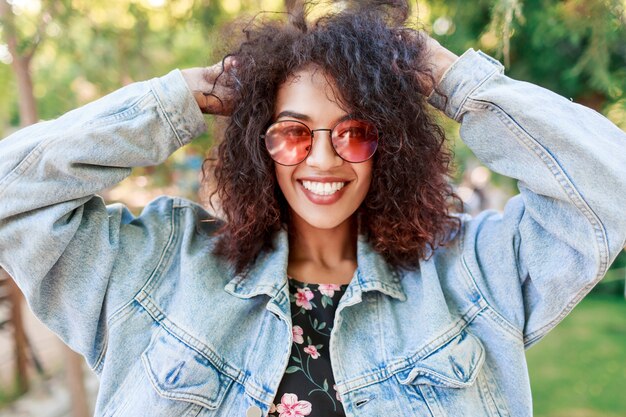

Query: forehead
[[273, 65, 350, 120]]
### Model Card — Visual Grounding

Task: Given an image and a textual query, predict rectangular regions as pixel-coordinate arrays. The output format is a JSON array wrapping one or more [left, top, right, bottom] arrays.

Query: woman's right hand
[[181, 57, 239, 116]]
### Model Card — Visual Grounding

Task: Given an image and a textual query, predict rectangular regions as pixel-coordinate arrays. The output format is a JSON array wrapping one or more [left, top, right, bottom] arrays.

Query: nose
[[305, 130, 343, 170]]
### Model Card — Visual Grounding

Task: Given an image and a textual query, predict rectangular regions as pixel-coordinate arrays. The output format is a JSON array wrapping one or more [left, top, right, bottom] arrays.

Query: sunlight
[[222, 0, 241, 14], [0, 44, 12, 64], [7, 0, 41, 14], [146, 0, 166, 7]]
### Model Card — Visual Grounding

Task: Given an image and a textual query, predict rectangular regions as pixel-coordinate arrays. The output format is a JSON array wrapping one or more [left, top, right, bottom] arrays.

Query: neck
[[287, 212, 358, 284]]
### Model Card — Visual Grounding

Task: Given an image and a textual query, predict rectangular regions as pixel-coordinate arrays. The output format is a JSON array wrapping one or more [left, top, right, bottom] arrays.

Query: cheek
[[275, 165, 295, 196], [354, 161, 373, 197]]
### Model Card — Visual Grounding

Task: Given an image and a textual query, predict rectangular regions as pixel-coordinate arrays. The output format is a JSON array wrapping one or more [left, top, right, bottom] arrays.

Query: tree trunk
[[1, 269, 29, 394], [0, 0, 38, 126], [10, 55, 38, 126]]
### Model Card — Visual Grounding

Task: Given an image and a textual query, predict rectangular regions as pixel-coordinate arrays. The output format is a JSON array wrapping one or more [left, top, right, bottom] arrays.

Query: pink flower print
[[318, 283, 341, 297], [269, 403, 277, 413], [303, 345, 320, 359], [295, 287, 314, 310], [275, 393, 312, 417], [292, 325, 304, 344]]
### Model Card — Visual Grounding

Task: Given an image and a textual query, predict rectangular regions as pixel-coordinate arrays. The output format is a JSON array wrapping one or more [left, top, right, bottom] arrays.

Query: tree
[[427, 0, 626, 114], [0, 0, 49, 126]]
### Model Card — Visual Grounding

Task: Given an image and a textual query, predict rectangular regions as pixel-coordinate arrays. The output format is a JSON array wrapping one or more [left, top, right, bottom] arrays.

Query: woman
[[0, 1, 624, 416]]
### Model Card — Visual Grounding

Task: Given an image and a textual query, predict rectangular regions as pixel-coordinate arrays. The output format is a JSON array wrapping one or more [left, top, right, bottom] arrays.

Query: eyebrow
[[275, 110, 353, 125], [275, 111, 312, 121]]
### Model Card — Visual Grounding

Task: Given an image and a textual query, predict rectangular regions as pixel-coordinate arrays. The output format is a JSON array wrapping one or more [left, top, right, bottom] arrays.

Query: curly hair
[[204, 0, 462, 274]]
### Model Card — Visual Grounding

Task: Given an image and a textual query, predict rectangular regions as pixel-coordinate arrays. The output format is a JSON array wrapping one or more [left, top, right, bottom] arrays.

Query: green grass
[[527, 295, 626, 417]]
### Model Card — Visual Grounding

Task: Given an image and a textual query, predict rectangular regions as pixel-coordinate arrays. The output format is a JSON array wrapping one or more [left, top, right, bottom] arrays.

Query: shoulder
[[453, 198, 525, 252], [106, 195, 224, 234], [103, 195, 226, 268]]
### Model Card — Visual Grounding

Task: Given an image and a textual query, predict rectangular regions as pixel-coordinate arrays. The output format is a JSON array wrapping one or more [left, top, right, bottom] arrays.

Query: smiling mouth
[[299, 180, 348, 196]]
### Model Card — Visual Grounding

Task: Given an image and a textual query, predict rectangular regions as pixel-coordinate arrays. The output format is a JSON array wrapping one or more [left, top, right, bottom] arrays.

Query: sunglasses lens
[[264, 121, 311, 165], [332, 120, 378, 162], [264, 119, 378, 165]]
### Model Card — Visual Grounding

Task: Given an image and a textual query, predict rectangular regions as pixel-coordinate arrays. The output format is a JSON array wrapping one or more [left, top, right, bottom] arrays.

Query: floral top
[[268, 277, 348, 417]]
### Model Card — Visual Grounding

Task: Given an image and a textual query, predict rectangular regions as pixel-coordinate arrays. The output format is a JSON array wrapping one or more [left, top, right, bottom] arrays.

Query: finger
[[202, 60, 239, 89], [203, 63, 226, 82], [223, 55, 239, 70], [194, 90, 231, 116]]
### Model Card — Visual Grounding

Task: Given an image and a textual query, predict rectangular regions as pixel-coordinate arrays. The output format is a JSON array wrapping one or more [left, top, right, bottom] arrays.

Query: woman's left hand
[[425, 35, 458, 94], [408, 32, 458, 96]]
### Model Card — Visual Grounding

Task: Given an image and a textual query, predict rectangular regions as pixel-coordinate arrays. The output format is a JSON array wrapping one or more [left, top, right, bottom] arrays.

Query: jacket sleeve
[[428, 49, 626, 347], [0, 69, 207, 368]]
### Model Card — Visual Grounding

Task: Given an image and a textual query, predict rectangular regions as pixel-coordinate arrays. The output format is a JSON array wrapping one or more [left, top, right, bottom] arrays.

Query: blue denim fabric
[[1, 49, 625, 417]]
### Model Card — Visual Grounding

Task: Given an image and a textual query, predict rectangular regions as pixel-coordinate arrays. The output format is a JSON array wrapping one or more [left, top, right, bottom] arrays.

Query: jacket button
[[246, 405, 262, 417]]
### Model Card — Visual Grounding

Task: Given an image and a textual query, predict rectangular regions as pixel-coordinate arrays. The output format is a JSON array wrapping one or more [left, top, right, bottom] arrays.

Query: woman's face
[[273, 65, 373, 229]]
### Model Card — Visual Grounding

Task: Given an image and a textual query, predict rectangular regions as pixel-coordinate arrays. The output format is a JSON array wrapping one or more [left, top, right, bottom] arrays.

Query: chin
[[303, 215, 349, 229], [293, 210, 354, 230]]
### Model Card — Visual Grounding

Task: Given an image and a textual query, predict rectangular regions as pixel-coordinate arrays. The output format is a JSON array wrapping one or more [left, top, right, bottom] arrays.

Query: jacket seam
[[466, 99, 609, 272], [109, 197, 177, 319], [403, 313, 479, 366], [465, 99, 610, 345], [254, 305, 284, 401], [451, 66, 501, 121], [459, 252, 524, 340], [339, 313, 481, 394], [142, 199, 183, 295], [97, 198, 177, 370], [456, 214, 524, 339], [0, 136, 48, 199], [93, 295, 141, 374], [377, 292, 387, 366], [136, 295, 247, 388], [149, 80, 185, 147], [91, 324, 108, 374], [140, 327, 235, 409], [0, 91, 154, 198], [141, 351, 223, 410], [419, 386, 441, 415], [85, 91, 152, 128]]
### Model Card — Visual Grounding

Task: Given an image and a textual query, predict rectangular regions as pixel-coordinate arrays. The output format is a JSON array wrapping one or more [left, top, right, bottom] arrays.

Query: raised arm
[[424, 44, 626, 346], [0, 62, 235, 367]]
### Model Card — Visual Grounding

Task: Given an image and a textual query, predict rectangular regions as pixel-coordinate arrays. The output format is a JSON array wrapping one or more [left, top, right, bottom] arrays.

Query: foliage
[[1, 0, 625, 195], [428, 0, 626, 113]]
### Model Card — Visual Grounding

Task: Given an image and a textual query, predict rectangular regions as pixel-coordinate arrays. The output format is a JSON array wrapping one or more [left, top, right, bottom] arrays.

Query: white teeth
[[301, 181, 346, 196]]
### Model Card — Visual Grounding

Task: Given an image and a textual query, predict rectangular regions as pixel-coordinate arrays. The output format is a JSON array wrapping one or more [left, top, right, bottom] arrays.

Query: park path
[[0, 370, 98, 417]]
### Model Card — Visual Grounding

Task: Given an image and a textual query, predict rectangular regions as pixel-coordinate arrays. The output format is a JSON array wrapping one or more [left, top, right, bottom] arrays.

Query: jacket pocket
[[102, 328, 234, 417], [397, 330, 510, 417], [141, 329, 234, 410]]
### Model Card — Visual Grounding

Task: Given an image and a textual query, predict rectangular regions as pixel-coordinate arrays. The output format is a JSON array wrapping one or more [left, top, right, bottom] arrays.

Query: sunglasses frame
[[260, 118, 379, 166]]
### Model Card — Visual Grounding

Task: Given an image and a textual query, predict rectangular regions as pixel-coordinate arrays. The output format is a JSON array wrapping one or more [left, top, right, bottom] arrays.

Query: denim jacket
[[1, 49, 625, 417]]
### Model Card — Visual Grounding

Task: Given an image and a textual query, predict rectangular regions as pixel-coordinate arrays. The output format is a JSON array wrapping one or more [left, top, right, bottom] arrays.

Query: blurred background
[[0, 0, 625, 416]]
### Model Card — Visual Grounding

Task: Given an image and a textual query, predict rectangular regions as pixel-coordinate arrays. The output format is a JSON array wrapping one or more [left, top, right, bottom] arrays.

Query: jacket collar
[[224, 229, 407, 318], [224, 229, 291, 300], [353, 234, 407, 302]]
